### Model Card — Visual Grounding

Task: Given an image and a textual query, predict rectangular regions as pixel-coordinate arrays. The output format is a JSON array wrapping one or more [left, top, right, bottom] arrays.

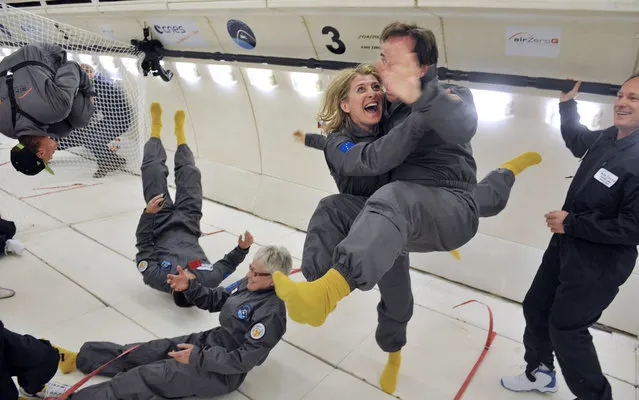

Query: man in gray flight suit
[[136, 103, 253, 295], [0, 43, 96, 175], [47, 245, 292, 400]]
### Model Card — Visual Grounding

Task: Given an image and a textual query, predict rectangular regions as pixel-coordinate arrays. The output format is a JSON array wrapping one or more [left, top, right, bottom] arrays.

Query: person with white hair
[[40, 245, 292, 400]]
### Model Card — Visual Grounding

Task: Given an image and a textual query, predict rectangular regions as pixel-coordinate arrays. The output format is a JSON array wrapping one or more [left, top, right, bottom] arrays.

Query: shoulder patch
[[250, 322, 266, 339], [137, 260, 148, 273], [339, 141, 356, 153], [237, 303, 252, 320], [225, 280, 241, 293]]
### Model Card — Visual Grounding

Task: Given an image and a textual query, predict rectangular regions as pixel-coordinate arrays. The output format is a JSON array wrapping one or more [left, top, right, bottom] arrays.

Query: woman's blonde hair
[[318, 64, 381, 134]]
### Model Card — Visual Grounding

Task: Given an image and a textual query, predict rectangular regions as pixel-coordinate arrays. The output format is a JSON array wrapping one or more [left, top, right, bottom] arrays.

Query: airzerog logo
[[508, 32, 559, 45]]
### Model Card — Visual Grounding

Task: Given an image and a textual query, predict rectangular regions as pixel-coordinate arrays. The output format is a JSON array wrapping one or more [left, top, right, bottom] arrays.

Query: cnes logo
[[154, 25, 186, 35]]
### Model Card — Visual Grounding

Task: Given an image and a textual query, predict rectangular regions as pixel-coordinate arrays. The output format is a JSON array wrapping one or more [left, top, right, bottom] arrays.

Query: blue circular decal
[[227, 19, 256, 50]]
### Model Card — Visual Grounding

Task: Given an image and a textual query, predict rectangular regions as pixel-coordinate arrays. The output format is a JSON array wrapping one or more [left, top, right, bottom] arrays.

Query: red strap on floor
[[201, 229, 225, 236], [452, 300, 497, 400], [45, 344, 141, 400]]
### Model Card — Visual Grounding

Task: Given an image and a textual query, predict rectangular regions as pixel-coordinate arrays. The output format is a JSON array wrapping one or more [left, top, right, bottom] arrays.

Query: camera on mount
[[131, 27, 173, 82]]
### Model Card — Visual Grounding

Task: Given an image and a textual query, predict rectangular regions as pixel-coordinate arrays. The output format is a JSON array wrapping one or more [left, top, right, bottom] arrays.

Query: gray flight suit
[[302, 124, 411, 352], [303, 131, 515, 218], [69, 277, 286, 400], [304, 132, 327, 150], [302, 80, 513, 351], [136, 138, 248, 294], [319, 66, 480, 295], [383, 82, 515, 218], [0, 43, 95, 139]]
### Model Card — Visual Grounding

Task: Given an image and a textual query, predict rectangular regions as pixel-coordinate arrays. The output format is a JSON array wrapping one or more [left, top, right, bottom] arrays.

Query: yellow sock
[[51, 343, 78, 374], [150, 102, 162, 138], [380, 350, 401, 394], [174, 110, 186, 145], [272, 268, 350, 327], [449, 249, 461, 260], [500, 152, 542, 176]]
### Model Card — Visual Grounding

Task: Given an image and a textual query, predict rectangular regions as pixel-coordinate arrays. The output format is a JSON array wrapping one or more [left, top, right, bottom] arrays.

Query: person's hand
[[293, 130, 305, 144], [168, 344, 194, 364], [446, 88, 462, 102], [545, 210, 568, 234], [146, 194, 165, 214], [90, 96, 95, 105], [167, 266, 194, 292], [374, 41, 422, 104], [238, 231, 253, 249], [560, 80, 581, 102]]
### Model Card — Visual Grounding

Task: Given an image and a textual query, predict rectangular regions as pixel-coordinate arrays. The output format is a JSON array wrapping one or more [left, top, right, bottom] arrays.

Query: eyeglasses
[[248, 264, 271, 277]]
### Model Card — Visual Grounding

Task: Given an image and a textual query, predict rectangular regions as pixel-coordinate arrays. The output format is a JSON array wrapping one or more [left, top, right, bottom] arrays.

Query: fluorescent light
[[470, 88, 513, 122], [175, 62, 199, 82], [121, 57, 139, 75], [78, 53, 94, 66], [208, 64, 236, 87], [545, 100, 602, 131], [246, 68, 276, 92], [99, 55, 118, 74], [291, 71, 321, 96]]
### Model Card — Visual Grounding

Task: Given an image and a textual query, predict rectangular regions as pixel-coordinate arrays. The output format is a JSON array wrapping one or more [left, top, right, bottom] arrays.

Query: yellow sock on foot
[[380, 350, 401, 394], [51, 343, 78, 374], [174, 110, 186, 145], [272, 268, 350, 327], [500, 152, 542, 176], [449, 249, 461, 260], [150, 102, 162, 138]]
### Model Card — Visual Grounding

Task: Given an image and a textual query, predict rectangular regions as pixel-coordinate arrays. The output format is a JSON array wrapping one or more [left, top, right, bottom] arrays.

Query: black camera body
[[131, 27, 173, 82]]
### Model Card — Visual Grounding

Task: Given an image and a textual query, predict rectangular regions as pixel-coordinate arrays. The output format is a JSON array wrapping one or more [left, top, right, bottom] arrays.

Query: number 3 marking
[[322, 26, 346, 55]]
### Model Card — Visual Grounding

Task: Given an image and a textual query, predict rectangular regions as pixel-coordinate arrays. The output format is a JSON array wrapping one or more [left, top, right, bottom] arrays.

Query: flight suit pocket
[[562, 239, 604, 282], [579, 243, 607, 281]]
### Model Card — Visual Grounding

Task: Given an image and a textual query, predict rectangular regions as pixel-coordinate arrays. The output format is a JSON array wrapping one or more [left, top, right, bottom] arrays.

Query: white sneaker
[[19, 381, 71, 398], [5, 239, 24, 256], [501, 364, 558, 393]]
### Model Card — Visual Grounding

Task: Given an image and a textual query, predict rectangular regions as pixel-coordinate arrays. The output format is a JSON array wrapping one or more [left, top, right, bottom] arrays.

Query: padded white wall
[[34, 4, 639, 336], [139, 61, 639, 336]]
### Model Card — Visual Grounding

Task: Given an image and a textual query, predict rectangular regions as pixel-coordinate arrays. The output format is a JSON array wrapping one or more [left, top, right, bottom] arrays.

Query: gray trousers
[[473, 168, 515, 217], [302, 168, 514, 351], [301, 194, 413, 353], [70, 332, 244, 400], [141, 139, 228, 292]]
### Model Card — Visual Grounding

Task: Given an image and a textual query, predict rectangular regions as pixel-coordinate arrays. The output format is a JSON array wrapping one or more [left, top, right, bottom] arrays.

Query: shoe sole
[[501, 378, 558, 393]]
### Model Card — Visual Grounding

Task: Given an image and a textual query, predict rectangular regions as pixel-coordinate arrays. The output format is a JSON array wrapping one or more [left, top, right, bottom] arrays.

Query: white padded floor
[[0, 147, 637, 400]]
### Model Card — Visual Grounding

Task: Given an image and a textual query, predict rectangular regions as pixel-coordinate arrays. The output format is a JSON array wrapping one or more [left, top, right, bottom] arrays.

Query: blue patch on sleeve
[[225, 280, 240, 292], [339, 141, 356, 153]]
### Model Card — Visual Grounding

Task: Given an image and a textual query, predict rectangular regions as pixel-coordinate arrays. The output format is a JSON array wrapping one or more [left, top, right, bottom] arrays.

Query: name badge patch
[[196, 263, 214, 271], [594, 168, 618, 188]]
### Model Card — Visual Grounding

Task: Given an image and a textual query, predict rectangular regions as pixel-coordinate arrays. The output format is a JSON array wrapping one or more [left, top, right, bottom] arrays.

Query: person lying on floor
[[135, 102, 253, 294], [42, 245, 292, 400]]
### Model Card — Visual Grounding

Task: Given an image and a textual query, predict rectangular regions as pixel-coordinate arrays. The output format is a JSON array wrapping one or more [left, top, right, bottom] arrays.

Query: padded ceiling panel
[[80, 18, 144, 44], [129, 15, 223, 52], [206, 11, 317, 58], [440, 12, 639, 84], [302, 11, 443, 63]]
